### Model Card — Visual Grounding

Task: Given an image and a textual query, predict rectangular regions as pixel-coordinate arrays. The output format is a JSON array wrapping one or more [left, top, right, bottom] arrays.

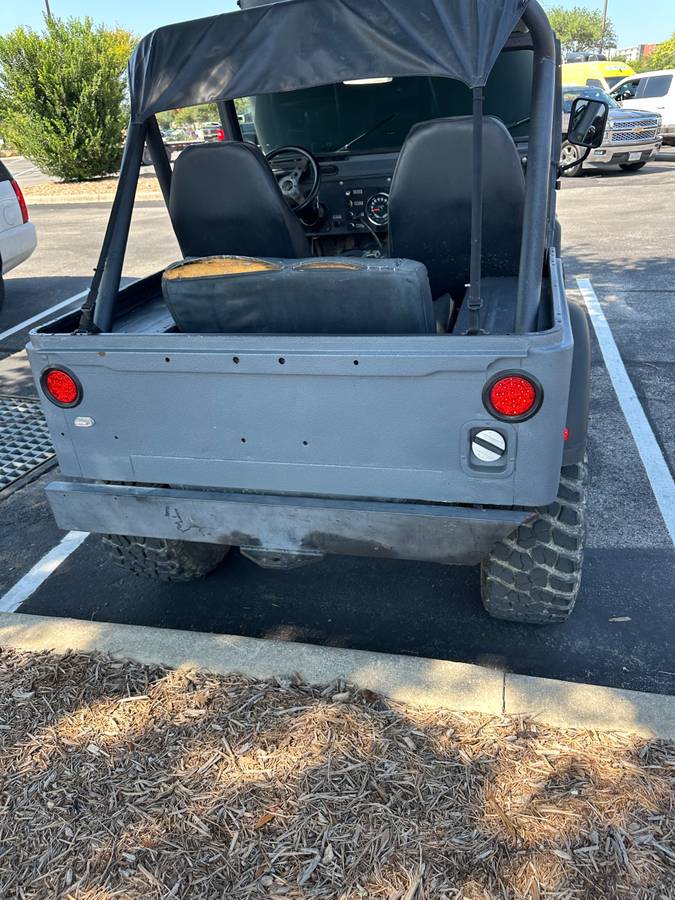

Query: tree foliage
[[614, 33, 675, 73], [644, 32, 675, 71], [547, 5, 617, 52], [0, 17, 135, 181]]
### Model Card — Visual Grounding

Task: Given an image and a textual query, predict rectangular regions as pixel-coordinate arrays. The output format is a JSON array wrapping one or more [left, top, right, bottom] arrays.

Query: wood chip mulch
[[22, 174, 162, 199], [0, 646, 673, 899]]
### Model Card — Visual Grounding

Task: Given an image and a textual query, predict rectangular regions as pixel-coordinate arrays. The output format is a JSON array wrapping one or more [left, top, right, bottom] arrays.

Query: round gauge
[[365, 192, 390, 227]]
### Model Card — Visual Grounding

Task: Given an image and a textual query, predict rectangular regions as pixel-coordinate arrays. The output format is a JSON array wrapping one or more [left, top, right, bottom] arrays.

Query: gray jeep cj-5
[[28, 0, 609, 624]]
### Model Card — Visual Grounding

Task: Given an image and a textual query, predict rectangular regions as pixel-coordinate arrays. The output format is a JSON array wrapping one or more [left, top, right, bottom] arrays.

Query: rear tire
[[102, 534, 229, 582], [480, 458, 587, 624], [619, 161, 646, 171]]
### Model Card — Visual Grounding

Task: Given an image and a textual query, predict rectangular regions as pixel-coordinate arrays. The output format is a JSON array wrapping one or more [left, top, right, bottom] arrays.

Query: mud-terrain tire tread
[[102, 534, 229, 582], [481, 457, 587, 624]]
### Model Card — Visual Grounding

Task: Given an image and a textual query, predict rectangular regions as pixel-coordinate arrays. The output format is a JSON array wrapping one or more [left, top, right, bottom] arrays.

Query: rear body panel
[[29, 257, 572, 521]]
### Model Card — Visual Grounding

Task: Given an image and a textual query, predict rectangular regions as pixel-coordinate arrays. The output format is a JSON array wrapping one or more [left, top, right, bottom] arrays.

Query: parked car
[[561, 60, 635, 93], [198, 122, 226, 142], [611, 69, 675, 146], [561, 85, 662, 176], [0, 161, 37, 310]]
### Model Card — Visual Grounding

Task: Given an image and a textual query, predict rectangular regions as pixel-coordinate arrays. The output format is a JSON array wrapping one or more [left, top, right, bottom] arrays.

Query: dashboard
[[303, 152, 398, 238]]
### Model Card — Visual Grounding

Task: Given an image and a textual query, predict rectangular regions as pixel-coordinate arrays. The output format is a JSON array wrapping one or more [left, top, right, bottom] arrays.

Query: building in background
[[609, 44, 657, 62]]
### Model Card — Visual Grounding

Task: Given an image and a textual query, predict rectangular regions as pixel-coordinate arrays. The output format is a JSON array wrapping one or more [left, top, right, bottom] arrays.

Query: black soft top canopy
[[129, 0, 530, 123]]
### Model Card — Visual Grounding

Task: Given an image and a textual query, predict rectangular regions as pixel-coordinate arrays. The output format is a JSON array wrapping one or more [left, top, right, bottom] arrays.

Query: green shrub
[[0, 17, 134, 181]]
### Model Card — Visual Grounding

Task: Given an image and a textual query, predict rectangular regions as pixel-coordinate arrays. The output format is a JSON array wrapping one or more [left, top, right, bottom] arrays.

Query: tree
[[0, 17, 135, 181], [643, 32, 675, 71], [547, 5, 617, 53]]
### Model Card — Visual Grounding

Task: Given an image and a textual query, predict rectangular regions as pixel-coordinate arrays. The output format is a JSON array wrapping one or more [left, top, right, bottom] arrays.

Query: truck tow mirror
[[567, 97, 609, 148]]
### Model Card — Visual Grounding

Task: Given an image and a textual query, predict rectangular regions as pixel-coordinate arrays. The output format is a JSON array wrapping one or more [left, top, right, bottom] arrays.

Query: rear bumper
[[46, 480, 531, 567], [0, 221, 37, 274]]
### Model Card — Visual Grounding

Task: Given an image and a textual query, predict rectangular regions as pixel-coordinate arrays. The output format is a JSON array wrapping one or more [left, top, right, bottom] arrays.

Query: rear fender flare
[[563, 299, 591, 466]]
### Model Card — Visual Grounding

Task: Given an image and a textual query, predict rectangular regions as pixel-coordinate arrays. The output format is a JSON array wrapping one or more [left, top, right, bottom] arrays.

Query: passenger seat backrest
[[169, 142, 311, 260], [389, 116, 525, 299]]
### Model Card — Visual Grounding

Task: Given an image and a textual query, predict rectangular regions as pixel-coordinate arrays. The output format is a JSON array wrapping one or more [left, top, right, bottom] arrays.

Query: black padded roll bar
[[146, 115, 172, 205], [218, 100, 244, 141], [516, 0, 556, 333], [90, 122, 146, 332], [467, 86, 484, 335]]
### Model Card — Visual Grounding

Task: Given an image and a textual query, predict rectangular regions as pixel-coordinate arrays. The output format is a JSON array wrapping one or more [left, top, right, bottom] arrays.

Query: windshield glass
[[562, 86, 618, 112], [606, 75, 631, 88], [253, 50, 534, 155]]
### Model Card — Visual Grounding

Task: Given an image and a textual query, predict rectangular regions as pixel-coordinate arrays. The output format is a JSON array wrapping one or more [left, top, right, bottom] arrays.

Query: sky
[[0, 0, 672, 49]]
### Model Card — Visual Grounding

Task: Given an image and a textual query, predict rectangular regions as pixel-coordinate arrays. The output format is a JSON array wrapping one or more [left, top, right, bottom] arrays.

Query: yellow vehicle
[[562, 60, 635, 92]]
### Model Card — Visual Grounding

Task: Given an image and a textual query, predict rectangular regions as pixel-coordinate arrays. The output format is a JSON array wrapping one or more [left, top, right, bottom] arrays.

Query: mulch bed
[[22, 174, 162, 200], [0, 646, 673, 899]]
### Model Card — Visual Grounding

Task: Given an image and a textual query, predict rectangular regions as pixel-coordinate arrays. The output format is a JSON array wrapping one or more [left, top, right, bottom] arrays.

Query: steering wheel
[[266, 146, 321, 213]]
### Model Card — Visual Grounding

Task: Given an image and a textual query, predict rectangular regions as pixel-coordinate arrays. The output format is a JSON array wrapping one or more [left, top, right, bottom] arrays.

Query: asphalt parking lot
[[1, 154, 674, 696]]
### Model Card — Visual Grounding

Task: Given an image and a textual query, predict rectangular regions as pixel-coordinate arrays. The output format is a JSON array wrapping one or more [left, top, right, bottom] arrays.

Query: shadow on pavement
[[18, 534, 675, 697]]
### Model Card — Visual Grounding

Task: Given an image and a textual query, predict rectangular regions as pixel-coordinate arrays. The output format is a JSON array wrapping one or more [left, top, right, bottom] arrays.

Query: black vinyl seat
[[162, 256, 436, 335], [389, 116, 525, 301], [169, 142, 311, 259]]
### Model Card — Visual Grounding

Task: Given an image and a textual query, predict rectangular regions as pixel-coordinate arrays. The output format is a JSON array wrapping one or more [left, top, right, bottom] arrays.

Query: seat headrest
[[389, 116, 525, 299]]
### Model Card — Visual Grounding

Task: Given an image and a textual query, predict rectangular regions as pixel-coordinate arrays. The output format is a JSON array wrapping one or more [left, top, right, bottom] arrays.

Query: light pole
[[44, 0, 53, 19], [600, 0, 609, 55]]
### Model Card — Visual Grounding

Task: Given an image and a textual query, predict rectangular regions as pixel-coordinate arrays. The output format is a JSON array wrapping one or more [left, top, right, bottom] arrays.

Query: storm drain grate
[[0, 396, 55, 493]]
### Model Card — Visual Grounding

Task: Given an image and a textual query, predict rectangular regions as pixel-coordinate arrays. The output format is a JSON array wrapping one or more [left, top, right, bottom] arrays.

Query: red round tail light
[[41, 368, 82, 407], [484, 373, 542, 421]]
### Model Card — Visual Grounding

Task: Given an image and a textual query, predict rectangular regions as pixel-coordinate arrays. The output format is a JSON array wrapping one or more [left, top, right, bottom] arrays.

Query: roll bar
[[516, 1, 556, 333], [85, 0, 557, 336]]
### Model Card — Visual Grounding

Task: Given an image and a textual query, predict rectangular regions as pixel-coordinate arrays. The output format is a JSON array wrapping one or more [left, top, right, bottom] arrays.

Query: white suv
[[0, 160, 37, 310], [611, 70, 675, 146]]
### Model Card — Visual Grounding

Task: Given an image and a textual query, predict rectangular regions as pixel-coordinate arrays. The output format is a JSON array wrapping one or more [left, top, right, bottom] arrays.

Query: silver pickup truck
[[562, 85, 662, 176]]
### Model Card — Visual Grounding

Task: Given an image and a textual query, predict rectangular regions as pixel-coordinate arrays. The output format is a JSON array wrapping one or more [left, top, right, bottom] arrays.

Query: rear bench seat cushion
[[162, 256, 436, 335]]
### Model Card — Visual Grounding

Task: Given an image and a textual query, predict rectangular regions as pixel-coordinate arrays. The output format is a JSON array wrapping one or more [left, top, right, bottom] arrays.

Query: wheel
[[480, 457, 587, 625], [619, 161, 646, 172], [560, 141, 584, 177], [102, 534, 229, 582]]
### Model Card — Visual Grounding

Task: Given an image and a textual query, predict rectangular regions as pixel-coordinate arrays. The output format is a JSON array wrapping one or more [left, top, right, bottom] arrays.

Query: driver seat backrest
[[388, 117, 525, 299], [169, 142, 311, 259]]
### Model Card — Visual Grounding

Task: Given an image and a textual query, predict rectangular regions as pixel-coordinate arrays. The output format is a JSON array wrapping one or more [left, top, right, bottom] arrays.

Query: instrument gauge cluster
[[365, 192, 390, 228]]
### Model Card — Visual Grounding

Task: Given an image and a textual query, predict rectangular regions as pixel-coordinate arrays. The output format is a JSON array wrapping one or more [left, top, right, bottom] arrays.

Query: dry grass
[[0, 647, 673, 899]]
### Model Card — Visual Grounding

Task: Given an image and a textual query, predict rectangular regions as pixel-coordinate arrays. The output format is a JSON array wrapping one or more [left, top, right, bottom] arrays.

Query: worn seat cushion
[[162, 256, 436, 335]]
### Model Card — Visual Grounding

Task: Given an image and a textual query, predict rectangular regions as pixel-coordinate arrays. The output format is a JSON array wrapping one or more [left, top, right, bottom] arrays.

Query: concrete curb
[[1, 612, 674, 740]]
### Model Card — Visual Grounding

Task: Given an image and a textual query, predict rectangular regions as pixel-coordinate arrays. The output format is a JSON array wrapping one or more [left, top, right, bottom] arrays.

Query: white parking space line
[[0, 532, 89, 613], [576, 277, 675, 545], [0, 289, 88, 343]]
